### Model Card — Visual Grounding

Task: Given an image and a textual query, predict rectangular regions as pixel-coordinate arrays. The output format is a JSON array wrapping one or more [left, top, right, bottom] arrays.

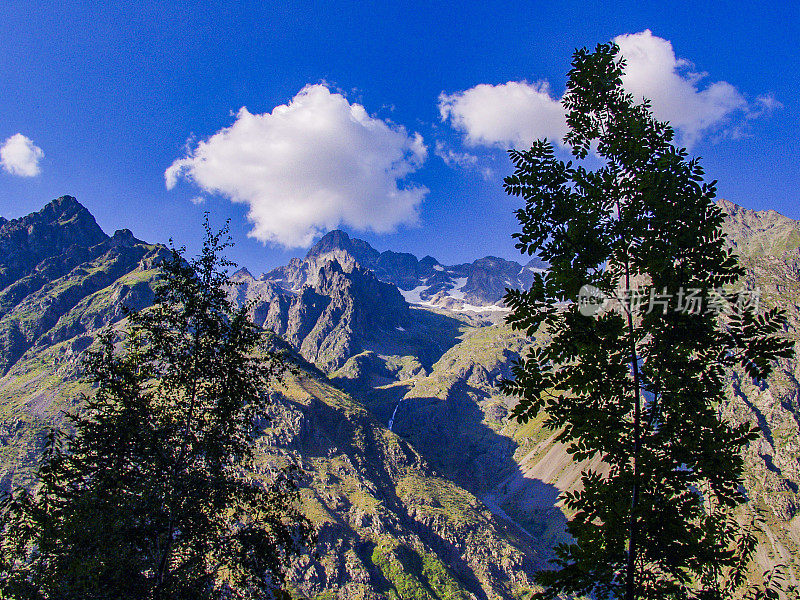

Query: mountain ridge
[[0, 197, 544, 599], [2, 196, 800, 596], [264, 228, 546, 310]]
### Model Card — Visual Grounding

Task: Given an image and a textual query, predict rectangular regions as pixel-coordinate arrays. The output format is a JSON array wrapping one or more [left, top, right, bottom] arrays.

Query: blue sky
[[1, 1, 798, 273]]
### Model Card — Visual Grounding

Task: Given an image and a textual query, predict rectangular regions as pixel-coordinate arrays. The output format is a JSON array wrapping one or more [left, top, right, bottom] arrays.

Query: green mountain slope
[[0, 197, 542, 599], [3, 196, 800, 594], [260, 370, 542, 599]]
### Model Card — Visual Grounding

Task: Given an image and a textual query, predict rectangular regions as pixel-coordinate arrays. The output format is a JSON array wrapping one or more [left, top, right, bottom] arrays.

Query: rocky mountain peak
[[303, 230, 384, 278], [50, 194, 81, 209], [718, 198, 800, 259], [716, 198, 739, 214], [244, 255, 411, 371], [263, 229, 540, 310], [44, 196, 104, 233], [110, 229, 140, 248], [1, 195, 106, 243], [419, 255, 440, 269], [231, 266, 255, 281], [305, 230, 355, 260], [0, 196, 109, 292], [300, 231, 361, 284]]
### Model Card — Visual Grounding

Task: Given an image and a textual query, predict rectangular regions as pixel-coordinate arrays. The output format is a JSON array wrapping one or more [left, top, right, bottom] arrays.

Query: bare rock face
[[261, 228, 547, 309], [0, 197, 167, 375], [0, 196, 108, 292], [460, 256, 533, 306], [239, 258, 410, 372], [714, 199, 800, 566], [0, 197, 108, 316]]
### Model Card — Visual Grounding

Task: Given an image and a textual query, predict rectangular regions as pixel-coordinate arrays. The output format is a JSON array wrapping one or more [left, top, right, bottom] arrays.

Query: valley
[[1, 196, 799, 598]]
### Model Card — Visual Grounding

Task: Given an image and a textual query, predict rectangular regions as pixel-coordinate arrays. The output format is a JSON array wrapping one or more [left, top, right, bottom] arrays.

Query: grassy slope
[[256, 371, 542, 599], [0, 305, 543, 600], [3, 198, 800, 595]]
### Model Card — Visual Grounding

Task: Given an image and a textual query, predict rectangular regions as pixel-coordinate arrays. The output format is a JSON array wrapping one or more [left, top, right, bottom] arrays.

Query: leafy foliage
[[0, 220, 312, 599], [501, 42, 795, 599]]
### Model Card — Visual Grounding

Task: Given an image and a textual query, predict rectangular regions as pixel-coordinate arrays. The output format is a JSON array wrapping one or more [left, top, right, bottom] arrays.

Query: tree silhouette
[[0, 220, 312, 599], [502, 42, 794, 599]]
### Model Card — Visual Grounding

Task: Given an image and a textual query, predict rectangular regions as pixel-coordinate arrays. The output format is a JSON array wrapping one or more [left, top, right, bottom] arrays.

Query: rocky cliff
[[262, 229, 546, 309], [230, 258, 411, 372], [2, 196, 800, 595]]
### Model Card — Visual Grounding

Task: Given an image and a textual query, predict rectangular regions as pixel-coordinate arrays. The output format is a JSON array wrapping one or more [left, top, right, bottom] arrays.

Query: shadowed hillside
[[2, 196, 800, 595]]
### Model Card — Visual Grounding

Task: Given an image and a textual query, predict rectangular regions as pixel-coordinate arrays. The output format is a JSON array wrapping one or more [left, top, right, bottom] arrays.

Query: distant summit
[[717, 198, 800, 259], [264, 229, 546, 309], [305, 229, 381, 270], [231, 250, 409, 372], [305, 229, 354, 259], [0, 196, 108, 292]]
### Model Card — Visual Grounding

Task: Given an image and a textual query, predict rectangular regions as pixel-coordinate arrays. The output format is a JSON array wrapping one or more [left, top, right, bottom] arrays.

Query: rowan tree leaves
[[0, 219, 313, 599], [501, 42, 794, 600]]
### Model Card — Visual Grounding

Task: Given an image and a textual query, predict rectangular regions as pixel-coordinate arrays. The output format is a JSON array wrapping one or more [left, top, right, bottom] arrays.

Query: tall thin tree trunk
[[624, 302, 642, 600], [620, 214, 643, 600]]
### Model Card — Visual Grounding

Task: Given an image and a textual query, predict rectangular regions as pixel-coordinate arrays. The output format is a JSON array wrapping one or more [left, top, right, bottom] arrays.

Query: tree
[[501, 42, 794, 599], [0, 220, 313, 599]]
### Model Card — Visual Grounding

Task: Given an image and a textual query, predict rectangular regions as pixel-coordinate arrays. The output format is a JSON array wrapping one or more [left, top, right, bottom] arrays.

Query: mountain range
[[1, 196, 800, 598], [260, 228, 546, 312]]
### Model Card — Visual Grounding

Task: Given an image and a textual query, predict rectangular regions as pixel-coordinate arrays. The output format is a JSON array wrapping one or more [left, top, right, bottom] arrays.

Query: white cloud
[[438, 81, 567, 148], [166, 84, 427, 248], [434, 141, 478, 168], [440, 30, 775, 150], [748, 94, 783, 119], [613, 30, 749, 146], [1, 134, 44, 177]]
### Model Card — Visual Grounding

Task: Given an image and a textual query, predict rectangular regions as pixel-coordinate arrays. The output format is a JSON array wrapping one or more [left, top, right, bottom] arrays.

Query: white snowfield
[[399, 284, 435, 305], [448, 277, 469, 300], [399, 280, 509, 313], [460, 303, 509, 313]]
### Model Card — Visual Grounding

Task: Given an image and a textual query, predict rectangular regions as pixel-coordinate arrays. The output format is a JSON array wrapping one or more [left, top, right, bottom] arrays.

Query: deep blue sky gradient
[[1, 1, 798, 272]]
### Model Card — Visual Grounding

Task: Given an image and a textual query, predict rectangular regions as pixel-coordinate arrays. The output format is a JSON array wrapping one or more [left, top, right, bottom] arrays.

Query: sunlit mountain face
[[2, 197, 800, 595]]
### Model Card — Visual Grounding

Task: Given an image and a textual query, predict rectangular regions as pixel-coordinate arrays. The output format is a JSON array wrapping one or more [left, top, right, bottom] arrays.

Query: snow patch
[[458, 303, 510, 313], [448, 277, 469, 300], [400, 284, 431, 304], [433, 264, 444, 271]]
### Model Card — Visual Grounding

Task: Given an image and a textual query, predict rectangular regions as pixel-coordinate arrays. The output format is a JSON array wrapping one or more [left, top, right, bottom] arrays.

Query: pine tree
[[501, 42, 794, 599], [0, 220, 312, 599]]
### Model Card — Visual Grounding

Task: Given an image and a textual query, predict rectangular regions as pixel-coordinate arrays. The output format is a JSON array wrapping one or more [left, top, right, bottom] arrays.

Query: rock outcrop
[[3, 196, 800, 594], [231, 258, 410, 372], [262, 229, 547, 309]]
